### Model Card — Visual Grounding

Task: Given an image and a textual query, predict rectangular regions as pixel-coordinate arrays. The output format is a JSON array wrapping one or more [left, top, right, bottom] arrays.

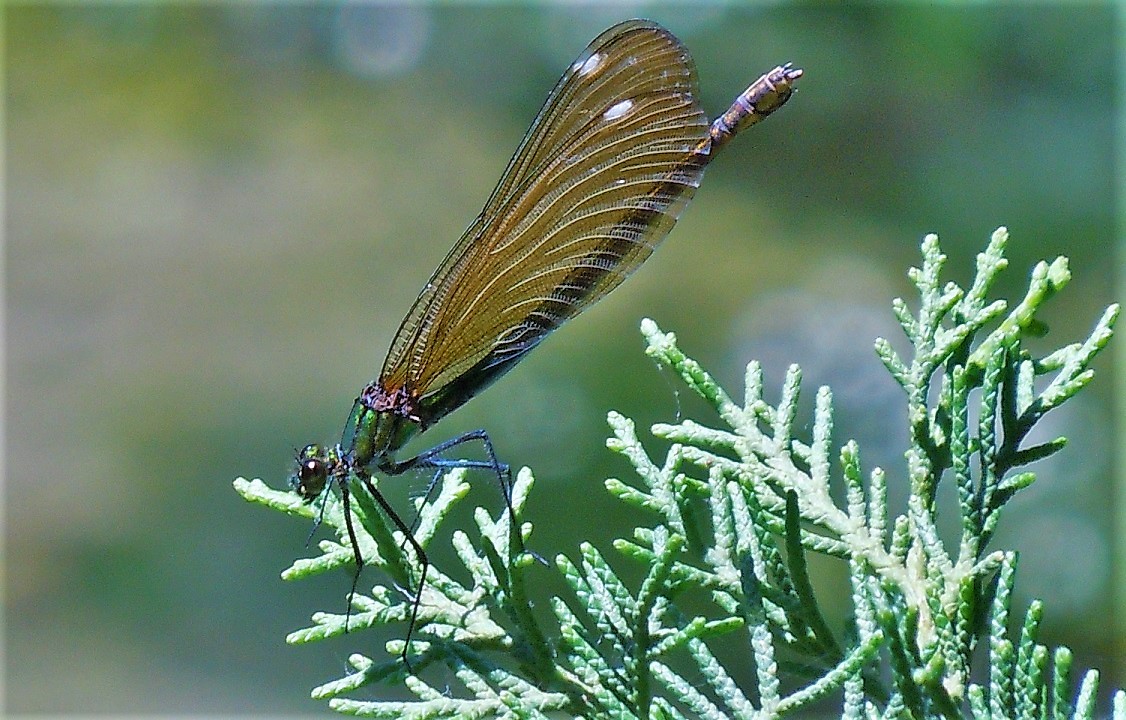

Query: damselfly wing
[[291, 18, 801, 665]]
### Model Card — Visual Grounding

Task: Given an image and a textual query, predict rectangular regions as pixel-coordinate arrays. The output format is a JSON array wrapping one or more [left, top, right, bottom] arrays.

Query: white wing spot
[[603, 99, 633, 122], [575, 52, 602, 77]]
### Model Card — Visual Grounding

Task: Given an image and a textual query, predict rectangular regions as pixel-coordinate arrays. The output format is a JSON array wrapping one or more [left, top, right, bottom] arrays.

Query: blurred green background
[[7, 4, 1119, 714]]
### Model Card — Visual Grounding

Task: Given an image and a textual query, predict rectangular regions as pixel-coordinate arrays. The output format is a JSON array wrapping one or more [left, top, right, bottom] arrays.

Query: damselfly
[[291, 18, 801, 665]]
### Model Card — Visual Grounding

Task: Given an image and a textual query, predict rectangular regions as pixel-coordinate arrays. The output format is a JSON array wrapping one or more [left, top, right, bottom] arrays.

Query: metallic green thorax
[[340, 398, 421, 472]]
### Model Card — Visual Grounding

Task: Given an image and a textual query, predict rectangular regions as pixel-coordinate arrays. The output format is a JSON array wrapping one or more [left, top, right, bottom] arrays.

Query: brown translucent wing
[[380, 20, 710, 425]]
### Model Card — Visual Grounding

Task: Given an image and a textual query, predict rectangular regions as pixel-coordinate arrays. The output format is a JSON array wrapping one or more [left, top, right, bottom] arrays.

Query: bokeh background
[[7, 4, 1120, 714]]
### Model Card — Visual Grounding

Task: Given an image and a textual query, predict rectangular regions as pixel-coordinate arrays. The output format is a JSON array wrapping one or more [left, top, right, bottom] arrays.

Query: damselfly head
[[292, 443, 330, 501]]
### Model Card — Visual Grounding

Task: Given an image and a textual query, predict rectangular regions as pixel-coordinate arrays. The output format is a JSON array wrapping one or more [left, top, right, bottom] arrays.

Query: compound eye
[[293, 455, 328, 500]]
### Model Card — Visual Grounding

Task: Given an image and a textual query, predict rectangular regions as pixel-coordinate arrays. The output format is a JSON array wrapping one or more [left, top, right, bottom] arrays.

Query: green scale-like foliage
[[234, 228, 1122, 718]]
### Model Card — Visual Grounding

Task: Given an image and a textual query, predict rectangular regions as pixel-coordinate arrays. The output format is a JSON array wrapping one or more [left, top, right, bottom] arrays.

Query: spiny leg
[[335, 477, 366, 634], [369, 429, 526, 668], [358, 475, 429, 671], [382, 429, 520, 550], [408, 467, 447, 535], [304, 485, 332, 547]]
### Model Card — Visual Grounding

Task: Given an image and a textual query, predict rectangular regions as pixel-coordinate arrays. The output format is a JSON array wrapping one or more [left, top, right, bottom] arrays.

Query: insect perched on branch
[[290, 18, 802, 667]]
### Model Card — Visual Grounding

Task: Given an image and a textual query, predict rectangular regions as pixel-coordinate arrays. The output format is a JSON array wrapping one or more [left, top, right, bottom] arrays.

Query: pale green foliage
[[234, 228, 1122, 718]]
